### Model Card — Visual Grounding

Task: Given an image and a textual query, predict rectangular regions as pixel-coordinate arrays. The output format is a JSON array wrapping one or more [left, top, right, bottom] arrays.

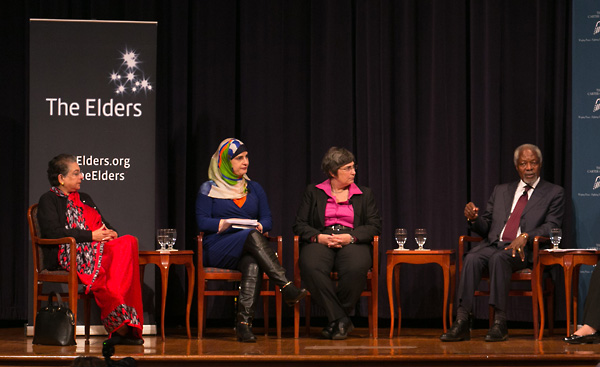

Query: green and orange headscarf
[[207, 138, 249, 200]]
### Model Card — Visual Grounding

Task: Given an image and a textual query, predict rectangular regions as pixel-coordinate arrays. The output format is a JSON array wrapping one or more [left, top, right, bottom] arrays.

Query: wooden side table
[[535, 249, 600, 339], [139, 250, 195, 341], [386, 249, 456, 338]]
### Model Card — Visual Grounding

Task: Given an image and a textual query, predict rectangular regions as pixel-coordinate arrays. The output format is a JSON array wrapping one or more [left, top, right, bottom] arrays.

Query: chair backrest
[[28, 203, 68, 272]]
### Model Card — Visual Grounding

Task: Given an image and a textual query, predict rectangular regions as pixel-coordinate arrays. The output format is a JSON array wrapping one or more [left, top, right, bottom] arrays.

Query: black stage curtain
[[0, 0, 571, 323]]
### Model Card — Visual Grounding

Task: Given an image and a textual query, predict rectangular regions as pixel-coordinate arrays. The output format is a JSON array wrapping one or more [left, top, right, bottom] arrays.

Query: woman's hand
[[218, 219, 233, 233], [92, 225, 116, 242], [256, 222, 263, 233], [318, 233, 353, 248]]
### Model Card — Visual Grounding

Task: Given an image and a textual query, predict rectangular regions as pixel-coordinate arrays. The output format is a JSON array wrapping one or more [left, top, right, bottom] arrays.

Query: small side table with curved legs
[[386, 249, 456, 338], [535, 249, 600, 340], [139, 250, 195, 341]]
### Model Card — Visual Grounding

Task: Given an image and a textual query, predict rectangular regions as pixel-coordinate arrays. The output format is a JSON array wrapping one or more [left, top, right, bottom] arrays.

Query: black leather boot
[[243, 230, 307, 306], [236, 255, 262, 343]]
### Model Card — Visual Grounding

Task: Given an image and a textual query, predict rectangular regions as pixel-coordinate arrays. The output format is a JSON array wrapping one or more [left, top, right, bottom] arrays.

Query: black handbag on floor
[[33, 291, 76, 346]]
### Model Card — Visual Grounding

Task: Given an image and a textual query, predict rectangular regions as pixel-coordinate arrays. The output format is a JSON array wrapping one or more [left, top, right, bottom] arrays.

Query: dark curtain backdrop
[[1, 0, 572, 325]]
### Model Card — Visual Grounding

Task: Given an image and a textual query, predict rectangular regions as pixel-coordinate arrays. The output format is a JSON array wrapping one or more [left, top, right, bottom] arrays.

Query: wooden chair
[[196, 232, 282, 338], [28, 204, 92, 341], [458, 235, 554, 340], [293, 235, 379, 338]]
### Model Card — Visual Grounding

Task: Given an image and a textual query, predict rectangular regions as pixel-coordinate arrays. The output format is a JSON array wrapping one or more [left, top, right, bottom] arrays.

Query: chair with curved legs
[[293, 235, 379, 338], [458, 235, 554, 340], [196, 232, 283, 338], [28, 203, 92, 342]]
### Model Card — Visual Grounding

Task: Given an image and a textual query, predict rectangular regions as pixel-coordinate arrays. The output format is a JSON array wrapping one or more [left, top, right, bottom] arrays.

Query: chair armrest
[[372, 236, 379, 274], [532, 236, 550, 264], [264, 234, 283, 265], [293, 236, 300, 286], [458, 235, 483, 278], [197, 232, 205, 276]]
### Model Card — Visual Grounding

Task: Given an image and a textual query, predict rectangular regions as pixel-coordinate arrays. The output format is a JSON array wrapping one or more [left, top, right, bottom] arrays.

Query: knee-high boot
[[236, 255, 262, 342], [244, 230, 307, 306]]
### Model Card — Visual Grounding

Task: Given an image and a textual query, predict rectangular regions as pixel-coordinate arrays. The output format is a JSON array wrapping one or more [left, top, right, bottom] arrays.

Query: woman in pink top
[[293, 147, 381, 339]]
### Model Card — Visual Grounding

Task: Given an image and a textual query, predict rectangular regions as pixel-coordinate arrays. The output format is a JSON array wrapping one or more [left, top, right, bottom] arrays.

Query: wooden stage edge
[[1, 325, 600, 367]]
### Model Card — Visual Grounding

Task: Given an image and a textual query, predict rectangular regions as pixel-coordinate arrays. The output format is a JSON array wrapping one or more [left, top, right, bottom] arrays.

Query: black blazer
[[293, 183, 382, 245]]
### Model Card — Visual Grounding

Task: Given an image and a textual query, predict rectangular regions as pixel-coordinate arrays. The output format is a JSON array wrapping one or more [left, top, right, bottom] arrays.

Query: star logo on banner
[[108, 48, 154, 95]]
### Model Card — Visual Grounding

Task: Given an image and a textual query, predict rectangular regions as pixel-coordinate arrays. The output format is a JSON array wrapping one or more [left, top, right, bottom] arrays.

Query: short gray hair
[[321, 147, 355, 178], [513, 144, 543, 166]]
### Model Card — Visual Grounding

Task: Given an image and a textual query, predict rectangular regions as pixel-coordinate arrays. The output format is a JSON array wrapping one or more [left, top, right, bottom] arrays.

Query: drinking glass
[[550, 228, 562, 250], [157, 229, 168, 250], [167, 229, 177, 250], [415, 228, 427, 251], [394, 228, 408, 250]]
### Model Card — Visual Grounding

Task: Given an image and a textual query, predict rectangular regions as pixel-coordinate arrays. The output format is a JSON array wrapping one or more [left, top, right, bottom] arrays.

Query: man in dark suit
[[440, 144, 564, 342]]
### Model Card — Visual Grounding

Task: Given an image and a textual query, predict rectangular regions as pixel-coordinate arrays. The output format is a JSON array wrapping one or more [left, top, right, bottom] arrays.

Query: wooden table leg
[[449, 263, 455, 328], [441, 260, 449, 333], [395, 264, 402, 337], [159, 263, 170, 341], [185, 261, 195, 339], [387, 260, 396, 339], [564, 262, 573, 337]]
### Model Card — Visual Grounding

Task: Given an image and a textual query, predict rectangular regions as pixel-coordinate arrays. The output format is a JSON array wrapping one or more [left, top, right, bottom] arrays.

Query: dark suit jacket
[[293, 183, 382, 245], [468, 179, 565, 264]]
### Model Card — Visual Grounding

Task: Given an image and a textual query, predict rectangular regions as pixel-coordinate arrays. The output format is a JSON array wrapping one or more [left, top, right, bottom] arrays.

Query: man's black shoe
[[440, 318, 470, 342], [484, 320, 508, 342]]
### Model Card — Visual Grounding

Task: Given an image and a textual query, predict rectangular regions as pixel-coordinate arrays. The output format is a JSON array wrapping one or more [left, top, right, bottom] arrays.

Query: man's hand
[[464, 202, 479, 221], [504, 234, 528, 261]]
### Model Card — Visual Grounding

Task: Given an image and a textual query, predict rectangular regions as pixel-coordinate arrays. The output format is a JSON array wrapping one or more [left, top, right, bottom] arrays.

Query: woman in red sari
[[37, 154, 144, 345]]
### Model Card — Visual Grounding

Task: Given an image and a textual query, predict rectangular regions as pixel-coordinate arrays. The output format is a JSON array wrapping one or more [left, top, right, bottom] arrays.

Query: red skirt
[[86, 235, 144, 338]]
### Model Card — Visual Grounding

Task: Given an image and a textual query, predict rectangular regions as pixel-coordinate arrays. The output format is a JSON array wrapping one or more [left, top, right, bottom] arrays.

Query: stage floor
[[1, 325, 600, 367]]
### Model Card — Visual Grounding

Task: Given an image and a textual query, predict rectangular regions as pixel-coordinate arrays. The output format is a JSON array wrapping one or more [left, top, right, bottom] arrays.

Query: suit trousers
[[299, 241, 372, 323], [582, 262, 600, 330], [457, 243, 528, 313]]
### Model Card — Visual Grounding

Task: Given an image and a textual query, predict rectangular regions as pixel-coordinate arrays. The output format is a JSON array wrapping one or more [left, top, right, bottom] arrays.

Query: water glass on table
[[157, 229, 168, 250], [394, 228, 408, 250], [166, 229, 177, 250], [550, 227, 562, 250], [415, 228, 428, 251]]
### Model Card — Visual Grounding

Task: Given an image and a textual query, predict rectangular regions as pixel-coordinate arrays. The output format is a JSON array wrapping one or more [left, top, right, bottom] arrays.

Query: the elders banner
[[29, 19, 157, 325], [572, 1, 600, 322]]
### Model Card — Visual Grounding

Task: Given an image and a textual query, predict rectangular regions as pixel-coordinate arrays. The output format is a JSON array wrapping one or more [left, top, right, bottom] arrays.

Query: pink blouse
[[315, 179, 363, 228]]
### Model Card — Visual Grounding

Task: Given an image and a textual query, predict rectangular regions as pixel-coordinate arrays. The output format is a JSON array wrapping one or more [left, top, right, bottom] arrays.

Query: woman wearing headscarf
[[293, 146, 381, 340], [196, 138, 307, 342], [37, 154, 143, 345]]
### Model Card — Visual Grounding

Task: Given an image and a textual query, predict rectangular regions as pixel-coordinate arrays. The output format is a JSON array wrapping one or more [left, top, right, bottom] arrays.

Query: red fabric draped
[[80, 203, 144, 337]]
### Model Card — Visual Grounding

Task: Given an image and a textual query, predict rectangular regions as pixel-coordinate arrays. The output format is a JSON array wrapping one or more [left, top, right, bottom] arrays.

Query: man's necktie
[[501, 186, 531, 242]]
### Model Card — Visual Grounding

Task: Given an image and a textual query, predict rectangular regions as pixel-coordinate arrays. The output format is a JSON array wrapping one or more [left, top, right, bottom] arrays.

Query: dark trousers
[[299, 242, 372, 323], [457, 243, 528, 313], [582, 262, 600, 329]]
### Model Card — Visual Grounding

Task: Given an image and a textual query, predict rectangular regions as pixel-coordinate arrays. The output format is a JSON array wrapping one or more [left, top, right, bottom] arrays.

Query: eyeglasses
[[338, 164, 357, 172]]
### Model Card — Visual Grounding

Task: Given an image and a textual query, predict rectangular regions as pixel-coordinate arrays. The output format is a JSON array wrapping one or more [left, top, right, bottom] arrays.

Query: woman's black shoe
[[320, 321, 336, 339], [331, 317, 354, 340], [565, 331, 600, 344], [108, 334, 144, 345], [236, 322, 257, 343], [281, 282, 308, 306]]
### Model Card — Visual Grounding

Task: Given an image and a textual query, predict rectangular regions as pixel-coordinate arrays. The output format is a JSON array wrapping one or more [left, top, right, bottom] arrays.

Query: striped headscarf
[[207, 138, 249, 199]]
